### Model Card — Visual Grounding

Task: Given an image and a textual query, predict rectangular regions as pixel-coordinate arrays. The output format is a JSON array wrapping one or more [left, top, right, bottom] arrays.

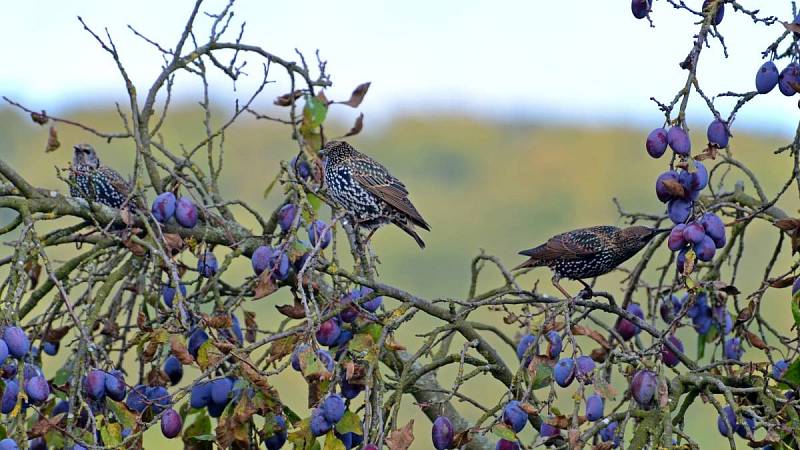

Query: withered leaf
[[712, 281, 740, 296], [342, 113, 364, 138], [142, 341, 160, 362], [25, 259, 41, 289], [571, 324, 610, 349], [146, 368, 169, 386], [45, 326, 70, 342], [451, 429, 474, 449], [163, 233, 185, 256], [239, 359, 274, 396], [30, 110, 48, 125], [694, 145, 719, 161], [590, 348, 608, 363], [661, 178, 686, 198], [101, 320, 120, 338], [254, 270, 278, 299], [340, 82, 371, 108], [316, 90, 330, 106], [170, 334, 194, 364], [244, 310, 257, 343], [274, 90, 304, 107], [123, 239, 147, 257], [215, 341, 236, 354], [136, 312, 152, 332], [267, 335, 299, 362], [547, 415, 571, 429], [386, 420, 415, 450], [204, 314, 233, 329], [276, 300, 306, 319], [45, 126, 60, 152], [745, 331, 768, 350], [119, 209, 134, 227], [769, 276, 796, 288], [775, 218, 800, 231]]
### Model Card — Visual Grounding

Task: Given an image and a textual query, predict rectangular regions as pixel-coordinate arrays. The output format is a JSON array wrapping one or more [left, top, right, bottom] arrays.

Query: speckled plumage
[[320, 140, 430, 248], [515, 225, 665, 297], [68, 144, 132, 209]]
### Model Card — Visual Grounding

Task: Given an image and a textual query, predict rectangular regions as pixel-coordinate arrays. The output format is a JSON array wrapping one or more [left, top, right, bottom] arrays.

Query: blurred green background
[[0, 105, 797, 449]]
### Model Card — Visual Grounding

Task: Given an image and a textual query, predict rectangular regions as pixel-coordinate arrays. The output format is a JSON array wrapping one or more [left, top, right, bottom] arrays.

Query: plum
[[631, 370, 657, 408], [717, 405, 736, 437], [147, 386, 171, 413], [667, 127, 691, 155], [126, 384, 148, 413], [308, 220, 332, 249], [544, 331, 562, 358], [3, 326, 29, 358], [164, 356, 183, 385], [251, 246, 274, 276], [661, 335, 684, 368], [615, 303, 644, 341], [310, 408, 332, 436], [496, 439, 519, 450], [151, 192, 176, 223], [667, 198, 692, 224], [773, 359, 789, 380], [161, 408, 182, 438], [779, 63, 800, 96], [515, 334, 538, 363], [502, 400, 527, 433], [724, 337, 743, 361], [187, 328, 209, 358], [575, 355, 596, 383], [702, 0, 724, 25], [316, 318, 342, 346], [1, 380, 18, 413], [646, 128, 668, 158], [659, 294, 683, 323], [694, 235, 716, 262], [85, 369, 106, 400], [175, 197, 198, 228], [264, 415, 288, 450], [0, 439, 18, 450], [756, 61, 779, 94], [278, 204, 298, 233], [197, 251, 218, 278], [585, 394, 604, 421], [321, 393, 345, 424], [190, 382, 212, 409], [655, 170, 681, 203], [631, 0, 651, 19], [210, 378, 233, 405], [667, 224, 687, 251], [431, 416, 454, 450], [553, 358, 575, 387], [706, 119, 729, 148], [105, 370, 126, 401], [162, 283, 187, 308]]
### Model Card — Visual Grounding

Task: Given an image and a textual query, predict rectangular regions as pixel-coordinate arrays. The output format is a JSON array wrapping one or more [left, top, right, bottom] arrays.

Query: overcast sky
[[1, 1, 797, 135]]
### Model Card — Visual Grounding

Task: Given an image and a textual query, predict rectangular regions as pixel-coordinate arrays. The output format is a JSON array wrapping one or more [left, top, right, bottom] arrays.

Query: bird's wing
[[98, 166, 133, 198], [520, 226, 616, 261], [350, 158, 430, 230]]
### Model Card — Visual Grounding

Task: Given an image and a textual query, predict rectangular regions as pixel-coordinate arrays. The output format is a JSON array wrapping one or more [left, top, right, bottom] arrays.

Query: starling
[[514, 225, 668, 298], [319, 140, 430, 248], [69, 143, 133, 209]]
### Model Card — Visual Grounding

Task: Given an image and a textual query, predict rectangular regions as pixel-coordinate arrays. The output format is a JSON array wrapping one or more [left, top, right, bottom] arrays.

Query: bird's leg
[[577, 279, 594, 299], [551, 275, 573, 300]]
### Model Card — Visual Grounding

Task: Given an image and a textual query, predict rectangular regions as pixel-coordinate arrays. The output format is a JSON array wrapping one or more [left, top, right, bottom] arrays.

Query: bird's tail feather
[[395, 221, 426, 249], [513, 258, 541, 270]]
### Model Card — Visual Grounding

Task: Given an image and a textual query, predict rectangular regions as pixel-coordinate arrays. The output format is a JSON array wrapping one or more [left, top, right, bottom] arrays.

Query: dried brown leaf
[[342, 113, 364, 138], [662, 178, 686, 198], [774, 218, 800, 231], [146, 368, 169, 386], [25, 259, 41, 289], [254, 270, 278, 299], [590, 348, 608, 363], [386, 420, 415, 450], [204, 314, 233, 329], [45, 326, 70, 342], [170, 334, 194, 364], [163, 233, 185, 256], [275, 300, 306, 319], [745, 331, 769, 350], [571, 324, 610, 349], [240, 359, 274, 396], [267, 335, 299, 361], [45, 126, 60, 152], [769, 276, 796, 289], [123, 239, 147, 257], [136, 312, 152, 332], [244, 310, 257, 343], [340, 82, 371, 108], [142, 341, 160, 362], [274, 90, 303, 107], [30, 110, 48, 125], [316, 90, 330, 105], [101, 320, 120, 338], [712, 281, 740, 296], [451, 429, 474, 449]]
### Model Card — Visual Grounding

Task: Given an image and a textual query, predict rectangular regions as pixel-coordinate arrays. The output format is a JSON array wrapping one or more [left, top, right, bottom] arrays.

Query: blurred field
[[0, 105, 797, 449]]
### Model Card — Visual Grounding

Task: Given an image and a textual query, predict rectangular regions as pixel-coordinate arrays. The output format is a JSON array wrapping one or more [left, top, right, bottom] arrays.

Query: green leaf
[[197, 341, 214, 370], [53, 367, 71, 386], [283, 405, 303, 426], [191, 434, 217, 441], [323, 432, 346, 450], [531, 363, 553, 390], [300, 346, 329, 379], [782, 359, 800, 385], [263, 171, 282, 199], [491, 424, 517, 441], [100, 423, 123, 447], [791, 294, 800, 328], [348, 333, 375, 354], [335, 410, 362, 435], [288, 418, 317, 450], [107, 399, 137, 430], [307, 193, 323, 213], [360, 323, 383, 345], [696, 333, 706, 360], [303, 96, 328, 129]]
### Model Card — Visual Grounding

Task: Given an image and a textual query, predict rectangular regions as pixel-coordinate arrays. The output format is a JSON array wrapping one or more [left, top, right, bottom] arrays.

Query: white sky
[[0, 1, 797, 135]]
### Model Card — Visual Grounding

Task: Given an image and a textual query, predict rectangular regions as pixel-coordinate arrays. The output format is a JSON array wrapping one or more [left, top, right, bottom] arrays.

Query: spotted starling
[[69, 143, 133, 209], [514, 225, 668, 298], [319, 140, 430, 248]]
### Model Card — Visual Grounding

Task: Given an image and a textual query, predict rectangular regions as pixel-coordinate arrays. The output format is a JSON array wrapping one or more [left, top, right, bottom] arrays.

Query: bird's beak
[[654, 228, 672, 234]]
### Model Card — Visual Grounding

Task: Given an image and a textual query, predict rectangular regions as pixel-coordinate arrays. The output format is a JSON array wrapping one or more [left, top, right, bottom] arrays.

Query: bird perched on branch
[[319, 140, 430, 248], [69, 143, 135, 209], [514, 225, 668, 298]]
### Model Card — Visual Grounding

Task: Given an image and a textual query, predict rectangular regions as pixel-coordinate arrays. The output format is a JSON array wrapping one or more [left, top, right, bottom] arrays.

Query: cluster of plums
[[756, 60, 800, 97], [668, 212, 726, 272], [0, 326, 50, 414], [151, 191, 199, 228]]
